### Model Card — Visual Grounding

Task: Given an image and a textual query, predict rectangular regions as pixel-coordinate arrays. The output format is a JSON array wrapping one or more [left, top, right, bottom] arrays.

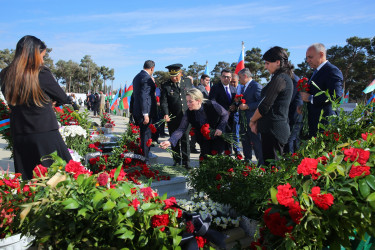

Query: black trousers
[[134, 116, 152, 162], [261, 132, 285, 166], [168, 119, 190, 166], [198, 135, 225, 158]]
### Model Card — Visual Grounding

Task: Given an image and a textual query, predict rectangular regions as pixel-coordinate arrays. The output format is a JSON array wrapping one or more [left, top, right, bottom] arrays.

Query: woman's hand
[[214, 129, 222, 137], [159, 141, 171, 149], [249, 120, 257, 134]]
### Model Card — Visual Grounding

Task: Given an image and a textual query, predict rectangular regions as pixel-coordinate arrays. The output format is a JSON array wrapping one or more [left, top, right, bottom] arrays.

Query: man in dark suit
[[287, 73, 303, 153], [300, 43, 343, 137], [237, 68, 263, 164], [132, 60, 157, 163], [196, 74, 210, 99], [209, 68, 237, 153], [160, 63, 193, 168]]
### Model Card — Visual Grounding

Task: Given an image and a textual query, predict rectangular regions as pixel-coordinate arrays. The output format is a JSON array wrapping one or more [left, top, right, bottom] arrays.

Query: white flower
[[213, 217, 221, 225]]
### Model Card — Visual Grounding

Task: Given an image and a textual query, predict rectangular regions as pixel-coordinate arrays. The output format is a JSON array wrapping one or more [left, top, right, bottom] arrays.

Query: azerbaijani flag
[[0, 118, 10, 131], [123, 83, 133, 109], [234, 42, 245, 75], [340, 91, 349, 104], [119, 84, 127, 110], [363, 79, 375, 94], [110, 90, 119, 111]]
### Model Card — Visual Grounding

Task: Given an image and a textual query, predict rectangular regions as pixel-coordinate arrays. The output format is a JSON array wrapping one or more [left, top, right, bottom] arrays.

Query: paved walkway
[[0, 110, 201, 173]]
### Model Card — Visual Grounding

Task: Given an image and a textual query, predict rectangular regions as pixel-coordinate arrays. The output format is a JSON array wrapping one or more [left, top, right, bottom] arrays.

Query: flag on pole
[[124, 83, 134, 109], [234, 41, 245, 75], [110, 90, 119, 111], [119, 84, 127, 110], [204, 60, 210, 92], [363, 79, 375, 94], [367, 93, 375, 105], [0, 118, 10, 131], [340, 91, 349, 104]]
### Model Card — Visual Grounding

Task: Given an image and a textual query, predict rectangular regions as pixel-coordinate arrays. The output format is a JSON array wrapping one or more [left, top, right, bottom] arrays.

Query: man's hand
[[164, 115, 171, 122], [143, 115, 149, 125], [239, 103, 249, 111], [160, 141, 171, 149], [250, 120, 257, 134], [214, 129, 222, 137], [300, 92, 311, 102], [297, 105, 303, 114]]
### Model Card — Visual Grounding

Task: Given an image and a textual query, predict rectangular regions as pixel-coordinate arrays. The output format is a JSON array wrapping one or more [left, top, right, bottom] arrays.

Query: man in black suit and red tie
[[209, 68, 237, 153], [132, 60, 157, 163], [300, 43, 343, 137]]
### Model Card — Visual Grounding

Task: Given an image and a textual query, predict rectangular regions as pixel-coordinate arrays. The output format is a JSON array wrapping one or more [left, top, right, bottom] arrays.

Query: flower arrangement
[[0, 99, 12, 155], [178, 192, 241, 231], [0, 170, 34, 239], [55, 106, 80, 126], [19, 153, 186, 249], [59, 125, 89, 157], [100, 112, 115, 127], [200, 123, 239, 148], [296, 77, 310, 92]]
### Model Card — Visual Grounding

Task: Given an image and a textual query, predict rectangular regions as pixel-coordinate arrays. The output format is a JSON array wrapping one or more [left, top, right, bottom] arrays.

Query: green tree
[[0, 49, 14, 69], [100, 66, 115, 93], [80, 55, 98, 93], [186, 62, 205, 86], [210, 61, 230, 85], [153, 70, 170, 87], [294, 61, 313, 79], [244, 47, 270, 84]]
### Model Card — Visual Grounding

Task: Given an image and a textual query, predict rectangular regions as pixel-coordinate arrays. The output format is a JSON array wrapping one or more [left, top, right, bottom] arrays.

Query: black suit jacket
[[209, 83, 236, 131], [307, 61, 343, 136], [132, 70, 157, 121]]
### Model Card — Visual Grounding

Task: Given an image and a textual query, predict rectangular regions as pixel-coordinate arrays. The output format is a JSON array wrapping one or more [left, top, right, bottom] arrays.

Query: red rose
[[199, 156, 204, 161], [151, 214, 169, 231], [240, 99, 246, 104], [140, 187, 158, 200], [310, 186, 334, 210], [297, 158, 321, 180], [97, 172, 109, 186], [129, 198, 140, 211], [236, 154, 243, 160], [124, 157, 132, 165], [211, 150, 218, 155], [163, 197, 177, 209], [349, 165, 371, 178], [216, 184, 221, 190], [288, 201, 304, 224], [33, 164, 48, 178], [195, 236, 208, 248], [189, 128, 195, 136], [343, 148, 370, 165], [276, 183, 297, 208], [362, 132, 372, 141], [89, 157, 100, 165], [149, 124, 157, 134], [263, 208, 293, 237], [201, 123, 211, 140], [215, 174, 222, 180], [227, 168, 234, 173], [146, 139, 153, 147], [224, 150, 231, 155], [317, 156, 328, 165]]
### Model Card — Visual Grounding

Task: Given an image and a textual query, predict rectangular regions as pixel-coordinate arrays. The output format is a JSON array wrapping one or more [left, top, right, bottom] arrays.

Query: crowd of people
[[138, 44, 343, 168], [0, 34, 343, 180]]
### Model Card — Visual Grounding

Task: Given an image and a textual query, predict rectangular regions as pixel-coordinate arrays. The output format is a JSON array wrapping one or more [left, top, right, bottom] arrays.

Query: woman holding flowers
[[160, 88, 228, 165], [0, 35, 73, 180], [249, 46, 293, 165]]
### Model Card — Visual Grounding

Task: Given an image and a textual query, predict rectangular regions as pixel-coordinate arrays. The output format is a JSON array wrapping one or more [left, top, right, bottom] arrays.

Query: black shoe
[[190, 148, 200, 154]]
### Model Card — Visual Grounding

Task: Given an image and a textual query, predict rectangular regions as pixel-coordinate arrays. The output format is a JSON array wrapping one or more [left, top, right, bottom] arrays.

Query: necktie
[[241, 85, 245, 94], [311, 69, 318, 80], [225, 86, 231, 102]]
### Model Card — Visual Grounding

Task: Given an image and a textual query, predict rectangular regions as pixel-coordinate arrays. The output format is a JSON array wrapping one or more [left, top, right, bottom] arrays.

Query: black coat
[[132, 70, 157, 121]]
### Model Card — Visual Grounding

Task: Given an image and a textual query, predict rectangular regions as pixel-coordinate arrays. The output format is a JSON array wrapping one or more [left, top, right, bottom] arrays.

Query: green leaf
[[77, 208, 88, 217], [117, 229, 135, 240], [302, 180, 312, 192], [365, 175, 375, 190], [141, 202, 158, 211], [302, 193, 310, 207], [103, 200, 116, 211], [336, 165, 345, 176], [61, 198, 80, 209], [126, 206, 135, 217], [325, 163, 337, 173], [270, 187, 278, 204], [114, 165, 123, 181], [76, 174, 85, 185], [107, 188, 121, 200], [359, 179, 371, 198], [366, 192, 375, 202], [92, 191, 107, 207]]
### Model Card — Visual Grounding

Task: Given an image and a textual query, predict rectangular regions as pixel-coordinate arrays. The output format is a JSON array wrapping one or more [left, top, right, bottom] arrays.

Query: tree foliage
[[186, 62, 205, 86], [210, 61, 231, 85]]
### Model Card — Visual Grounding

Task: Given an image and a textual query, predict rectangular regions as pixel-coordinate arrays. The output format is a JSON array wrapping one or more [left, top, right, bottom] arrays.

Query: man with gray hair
[[236, 68, 263, 165], [300, 43, 343, 137]]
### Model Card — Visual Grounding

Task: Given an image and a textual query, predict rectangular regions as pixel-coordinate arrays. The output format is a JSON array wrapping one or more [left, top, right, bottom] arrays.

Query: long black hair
[[262, 46, 293, 77]]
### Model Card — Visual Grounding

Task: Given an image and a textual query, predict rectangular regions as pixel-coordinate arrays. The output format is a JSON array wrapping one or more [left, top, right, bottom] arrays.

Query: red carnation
[[124, 157, 132, 165], [189, 128, 195, 136], [163, 197, 177, 209], [186, 221, 195, 233], [297, 158, 321, 180], [149, 124, 157, 134], [240, 99, 246, 104], [33, 164, 48, 178], [97, 172, 109, 186], [129, 198, 140, 211], [349, 165, 371, 178], [109, 168, 127, 181], [146, 139, 153, 147], [195, 236, 208, 248], [151, 214, 170, 231], [201, 123, 211, 140], [224, 150, 231, 155], [264, 208, 293, 237], [236, 154, 243, 160], [276, 183, 297, 208], [211, 150, 218, 155], [288, 201, 304, 224], [343, 147, 370, 165], [310, 186, 334, 210], [216, 184, 221, 190], [156, 96, 160, 102], [215, 174, 222, 180], [362, 132, 372, 141], [140, 187, 158, 200]]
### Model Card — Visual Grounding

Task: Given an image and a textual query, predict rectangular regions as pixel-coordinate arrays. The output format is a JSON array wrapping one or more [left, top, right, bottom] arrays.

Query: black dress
[[0, 66, 72, 180]]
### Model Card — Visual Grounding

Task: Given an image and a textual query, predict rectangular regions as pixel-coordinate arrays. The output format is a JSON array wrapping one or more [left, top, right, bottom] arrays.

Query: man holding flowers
[[236, 68, 263, 165]]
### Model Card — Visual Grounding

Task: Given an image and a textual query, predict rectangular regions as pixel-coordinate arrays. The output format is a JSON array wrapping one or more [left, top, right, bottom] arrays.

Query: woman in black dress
[[249, 46, 294, 166], [160, 88, 229, 164], [0, 35, 73, 180]]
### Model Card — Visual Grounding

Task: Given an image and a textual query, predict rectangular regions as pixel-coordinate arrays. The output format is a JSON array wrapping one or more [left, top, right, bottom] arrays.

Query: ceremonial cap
[[166, 63, 183, 76]]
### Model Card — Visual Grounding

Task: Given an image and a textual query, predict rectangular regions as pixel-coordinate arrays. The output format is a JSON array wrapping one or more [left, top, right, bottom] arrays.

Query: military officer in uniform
[[160, 64, 193, 168]]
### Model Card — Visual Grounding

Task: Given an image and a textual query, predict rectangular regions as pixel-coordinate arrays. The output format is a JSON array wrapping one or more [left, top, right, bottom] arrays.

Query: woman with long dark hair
[[249, 46, 294, 165], [0, 35, 73, 180]]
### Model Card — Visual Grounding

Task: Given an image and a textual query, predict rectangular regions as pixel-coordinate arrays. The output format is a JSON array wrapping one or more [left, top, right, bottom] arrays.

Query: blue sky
[[0, 0, 374, 89]]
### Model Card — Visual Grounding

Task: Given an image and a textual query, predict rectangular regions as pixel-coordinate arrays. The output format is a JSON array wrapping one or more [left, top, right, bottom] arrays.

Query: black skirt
[[13, 129, 72, 180]]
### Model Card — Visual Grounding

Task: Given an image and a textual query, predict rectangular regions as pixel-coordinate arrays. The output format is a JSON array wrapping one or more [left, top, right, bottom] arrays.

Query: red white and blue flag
[[234, 42, 245, 75]]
